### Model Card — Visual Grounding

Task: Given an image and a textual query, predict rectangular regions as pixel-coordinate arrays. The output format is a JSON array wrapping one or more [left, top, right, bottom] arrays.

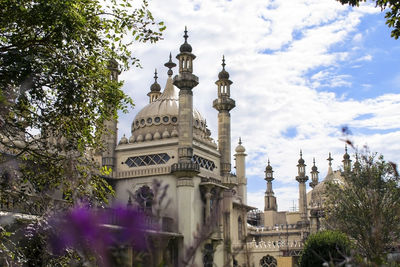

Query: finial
[[164, 52, 176, 77], [313, 157, 316, 165], [222, 55, 226, 70], [154, 69, 158, 82], [345, 144, 348, 153], [183, 26, 188, 43], [300, 149, 303, 158], [327, 152, 333, 166], [268, 158, 270, 165], [239, 137, 242, 145]]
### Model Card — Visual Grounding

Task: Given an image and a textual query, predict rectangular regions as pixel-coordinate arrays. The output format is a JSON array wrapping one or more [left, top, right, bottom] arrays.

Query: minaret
[[171, 28, 200, 255], [264, 160, 277, 211], [296, 150, 309, 222], [101, 59, 119, 175], [235, 138, 247, 204], [309, 158, 319, 189], [213, 56, 236, 178], [147, 69, 161, 103], [172, 27, 199, 166], [342, 144, 352, 173]]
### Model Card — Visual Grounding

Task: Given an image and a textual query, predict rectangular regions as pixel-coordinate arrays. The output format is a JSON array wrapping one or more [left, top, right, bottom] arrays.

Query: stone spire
[[353, 153, 361, 174], [213, 56, 236, 178], [147, 69, 161, 103], [342, 144, 352, 173], [309, 158, 319, 189], [296, 150, 309, 222], [264, 159, 277, 211]]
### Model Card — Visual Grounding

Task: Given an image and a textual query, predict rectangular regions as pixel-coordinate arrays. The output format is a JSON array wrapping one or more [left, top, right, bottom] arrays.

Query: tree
[[0, 0, 165, 206], [299, 230, 352, 267], [336, 0, 400, 39], [324, 152, 400, 265], [0, 1, 164, 264]]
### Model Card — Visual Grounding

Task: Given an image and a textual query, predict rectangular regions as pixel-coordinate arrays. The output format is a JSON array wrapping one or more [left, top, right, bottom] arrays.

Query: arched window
[[238, 216, 243, 241], [260, 255, 277, 267]]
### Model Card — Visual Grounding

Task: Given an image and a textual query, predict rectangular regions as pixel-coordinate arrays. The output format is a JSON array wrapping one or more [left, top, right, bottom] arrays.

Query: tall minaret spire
[[213, 56, 236, 179], [147, 69, 161, 103], [264, 159, 277, 211], [164, 52, 176, 77], [327, 152, 333, 175], [296, 150, 309, 222], [171, 28, 200, 253]]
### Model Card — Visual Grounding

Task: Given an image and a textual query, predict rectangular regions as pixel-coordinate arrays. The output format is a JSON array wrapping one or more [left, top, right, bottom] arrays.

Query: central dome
[[129, 77, 211, 143]]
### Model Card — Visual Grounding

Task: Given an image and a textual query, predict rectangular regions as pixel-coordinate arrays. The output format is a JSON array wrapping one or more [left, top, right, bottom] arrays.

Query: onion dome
[[119, 134, 128, 145], [235, 137, 246, 153], [179, 26, 192, 53], [150, 69, 161, 92], [218, 56, 230, 80], [265, 159, 273, 172], [343, 144, 350, 160], [298, 150, 305, 165]]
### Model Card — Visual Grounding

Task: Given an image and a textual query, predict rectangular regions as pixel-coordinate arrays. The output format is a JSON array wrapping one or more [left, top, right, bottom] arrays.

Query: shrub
[[299, 230, 351, 267]]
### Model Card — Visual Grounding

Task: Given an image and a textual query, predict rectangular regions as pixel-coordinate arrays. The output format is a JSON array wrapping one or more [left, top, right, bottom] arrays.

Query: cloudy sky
[[117, 0, 400, 211]]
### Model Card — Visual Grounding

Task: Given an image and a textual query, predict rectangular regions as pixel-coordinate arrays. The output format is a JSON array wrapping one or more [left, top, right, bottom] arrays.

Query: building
[[102, 29, 354, 267]]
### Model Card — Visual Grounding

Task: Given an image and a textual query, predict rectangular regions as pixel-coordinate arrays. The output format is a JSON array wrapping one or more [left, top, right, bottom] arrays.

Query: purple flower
[[49, 204, 148, 266]]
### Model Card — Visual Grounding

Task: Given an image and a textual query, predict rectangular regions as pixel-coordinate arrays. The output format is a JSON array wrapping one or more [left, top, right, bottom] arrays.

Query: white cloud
[[116, 0, 400, 212]]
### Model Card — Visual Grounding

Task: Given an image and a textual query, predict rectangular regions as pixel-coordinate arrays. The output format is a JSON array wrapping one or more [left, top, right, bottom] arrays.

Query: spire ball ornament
[[179, 26, 192, 53], [218, 55, 230, 80], [164, 52, 176, 77]]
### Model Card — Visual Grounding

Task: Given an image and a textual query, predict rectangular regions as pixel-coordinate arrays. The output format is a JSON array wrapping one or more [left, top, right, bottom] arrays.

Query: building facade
[[100, 30, 353, 267]]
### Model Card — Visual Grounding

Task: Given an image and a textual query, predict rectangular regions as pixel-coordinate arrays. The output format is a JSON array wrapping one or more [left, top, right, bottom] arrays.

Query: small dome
[[119, 135, 128, 145], [311, 165, 318, 172], [265, 164, 272, 172], [218, 69, 229, 80], [298, 157, 305, 165], [150, 82, 161, 92], [343, 152, 350, 160], [235, 138, 246, 153], [180, 42, 192, 53], [129, 135, 135, 143]]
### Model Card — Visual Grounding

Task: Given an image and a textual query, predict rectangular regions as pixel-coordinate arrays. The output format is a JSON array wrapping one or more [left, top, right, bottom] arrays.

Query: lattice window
[[192, 155, 216, 171], [125, 153, 170, 167], [260, 255, 277, 267]]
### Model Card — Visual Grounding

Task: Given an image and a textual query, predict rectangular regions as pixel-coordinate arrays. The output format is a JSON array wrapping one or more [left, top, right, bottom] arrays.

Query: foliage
[[336, 0, 400, 39], [298, 230, 352, 267], [325, 152, 400, 265], [0, 0, 164, 207], [0, 0, 164, 264]]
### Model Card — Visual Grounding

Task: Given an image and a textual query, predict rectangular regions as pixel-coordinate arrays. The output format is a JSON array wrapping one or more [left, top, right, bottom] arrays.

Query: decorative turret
[[147, 69, 161, 103], [264, 160, 277, 211], [235, 138, 247, 204], [342, 144, 352, 173], [296, 150, 309, 222], [296, 150, 308, 182], [309, 158, 319, 188], [213, 56, 236, 177]]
